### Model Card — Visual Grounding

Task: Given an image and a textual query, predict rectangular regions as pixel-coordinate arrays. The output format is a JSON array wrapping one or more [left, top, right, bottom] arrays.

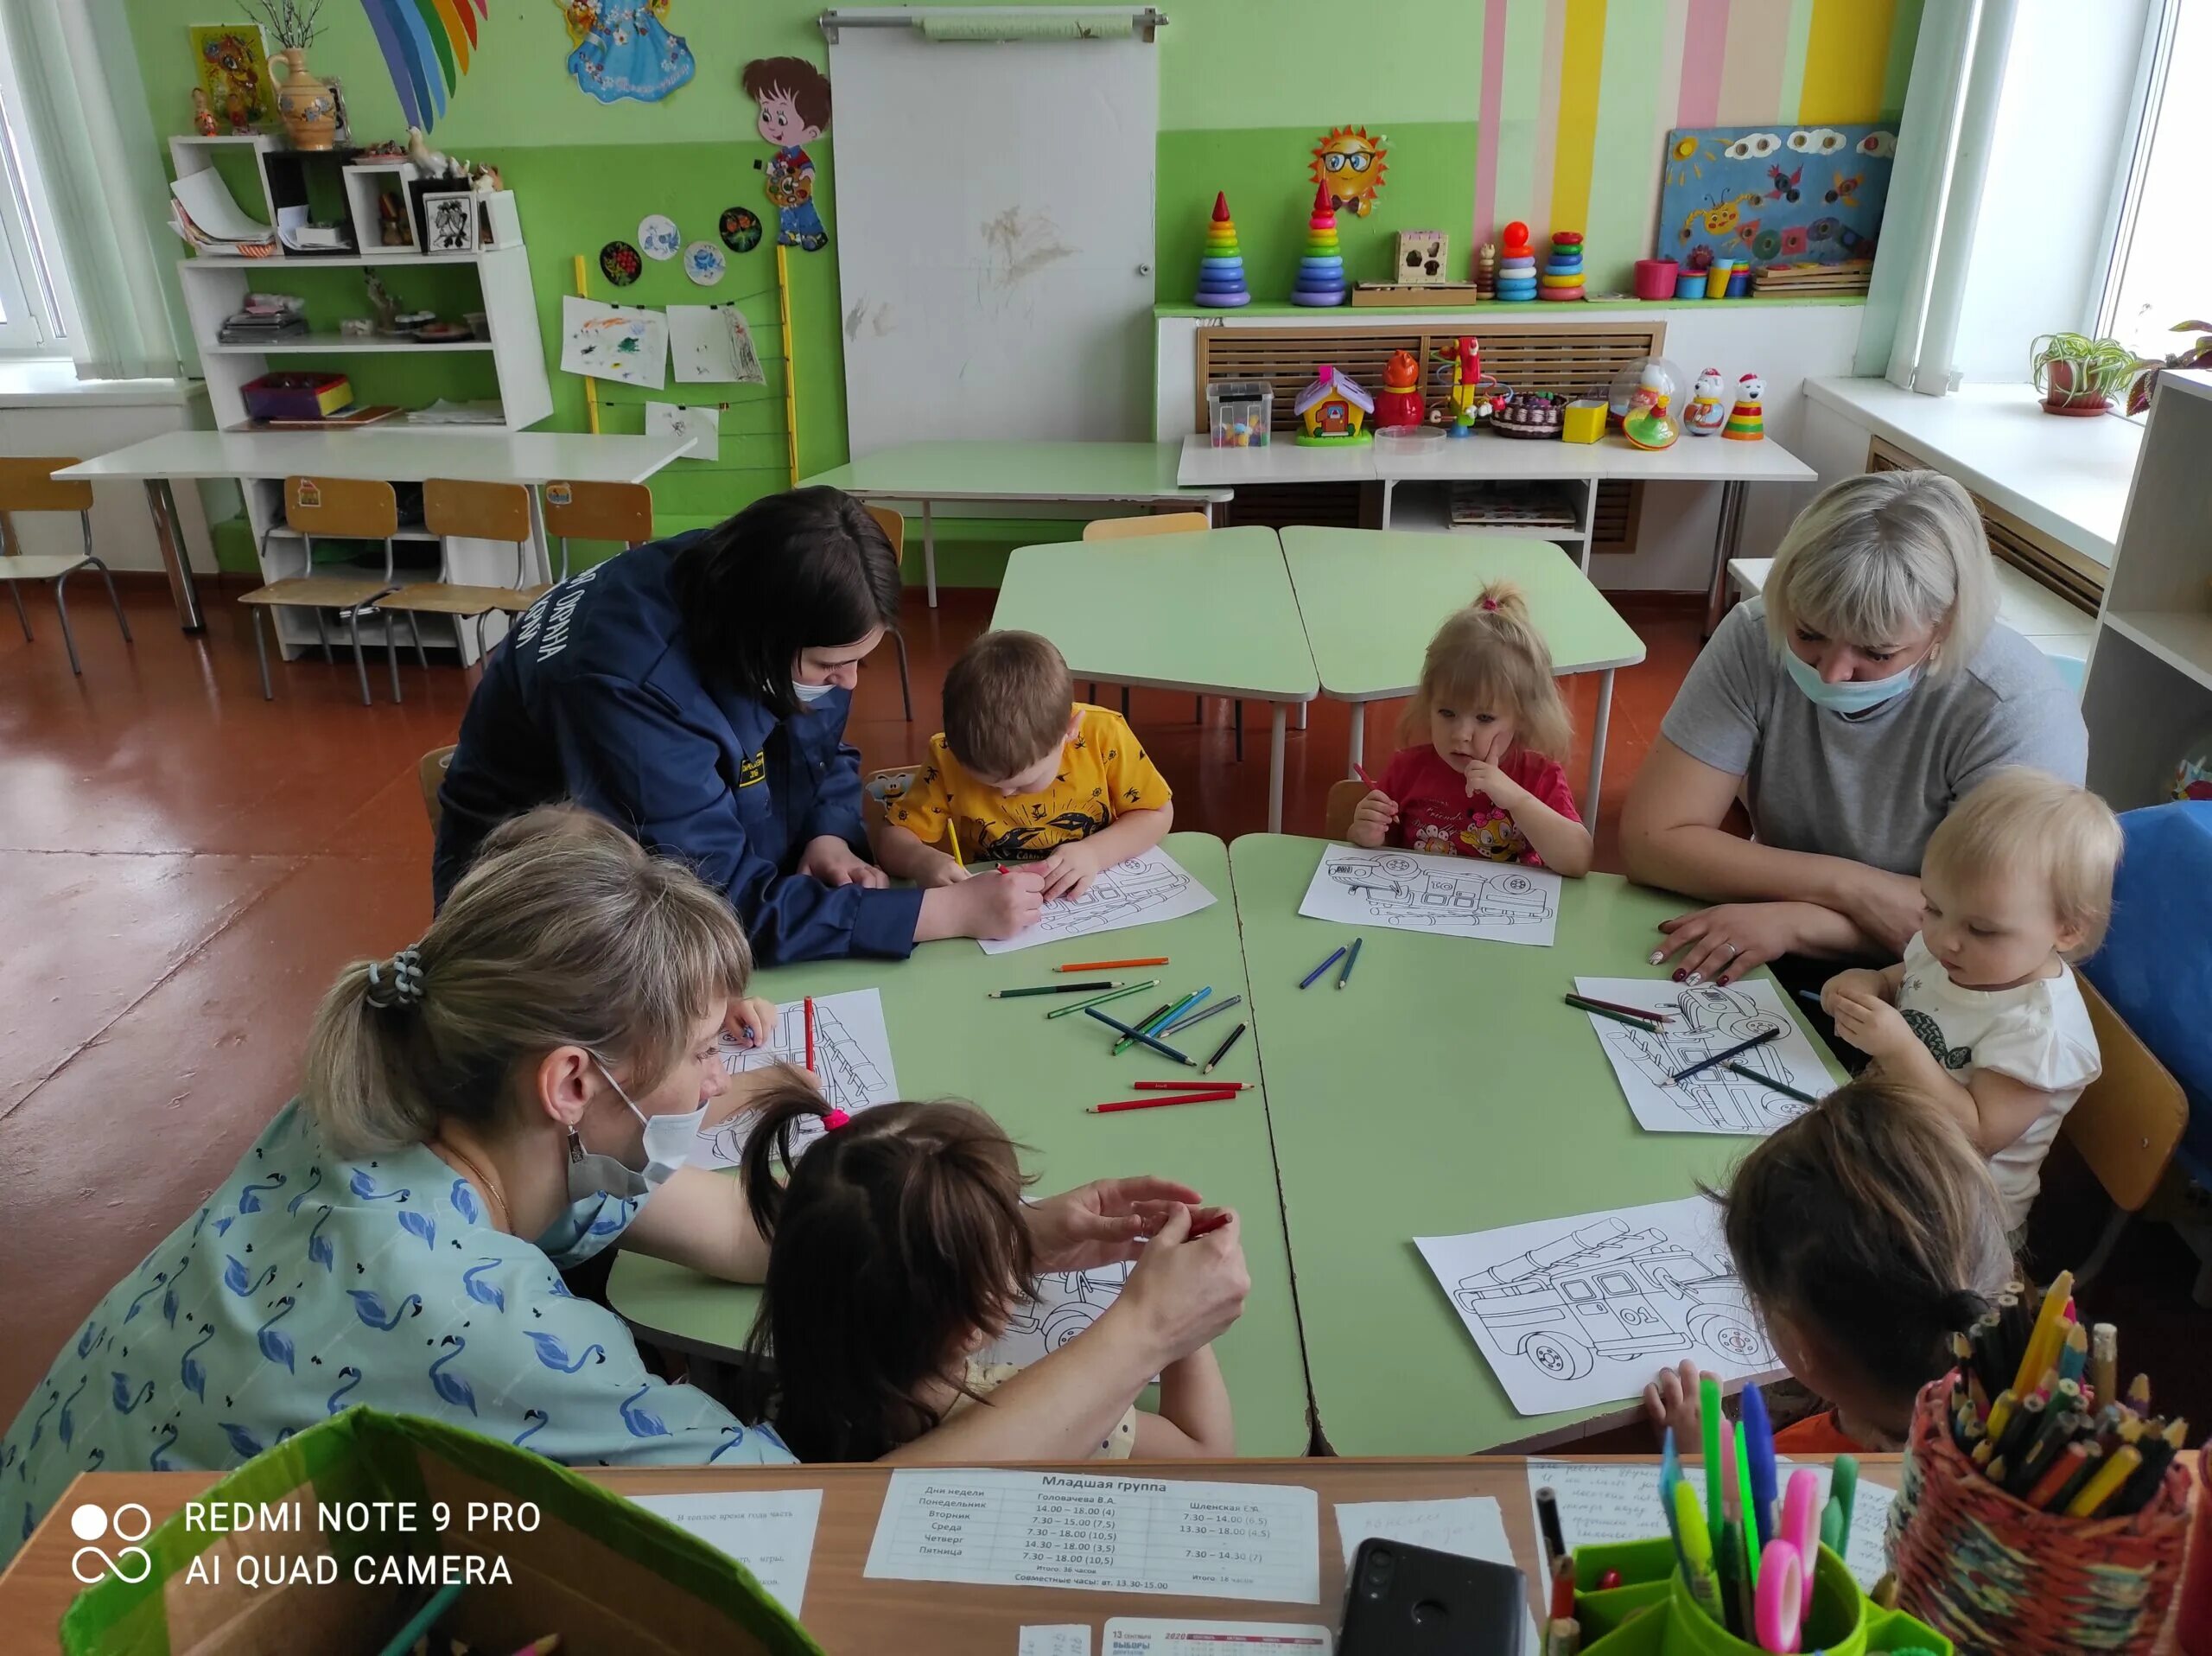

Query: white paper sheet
[[670, 303, 767, 385], [1020, 1627, 1092, 1656], [1524, 1458, 1895, 1595], [865, 1469, 1320, 1604], [171, 169, 272, 242], [695, 989, 900, 1168], [627, 1489, 824, 1613], [645, 400, 719, 462], [1575, 977, 1833, 1136], [977, 846, 1217, 956], [1296, 843, 1559, 947], [977, 1264, 1133, 1371], [1417, 1194, 1777, 1417], [1333, 1497, 1537, 1653], [560, 295, 668, 389], [1103, 1621, 1332, 1656]]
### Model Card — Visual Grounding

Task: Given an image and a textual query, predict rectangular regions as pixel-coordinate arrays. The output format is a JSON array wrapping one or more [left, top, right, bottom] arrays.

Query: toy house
[[1294, 364, 1373, 446]]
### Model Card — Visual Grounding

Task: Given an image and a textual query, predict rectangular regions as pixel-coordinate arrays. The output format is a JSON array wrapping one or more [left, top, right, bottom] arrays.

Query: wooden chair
[[371, 479, 547, 702], [860, 505, 915, 721], [1079, 511, 1241, 756], [0, 457, 132, 675], [419, 745, 456, 831], [239, 476, 398, 704], [541, 479, 654, 585], [1324, 778, 1366, 840], [2060, 978, 2188, 1285]]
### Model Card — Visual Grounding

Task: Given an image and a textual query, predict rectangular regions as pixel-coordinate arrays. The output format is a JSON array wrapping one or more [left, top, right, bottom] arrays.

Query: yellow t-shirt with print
[[887, 704, 1172, 863]]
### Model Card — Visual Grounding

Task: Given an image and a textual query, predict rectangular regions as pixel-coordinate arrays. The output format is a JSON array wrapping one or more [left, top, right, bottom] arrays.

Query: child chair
[[0, 456, 133, 676], [419, 745, 456, 831], [238, 476, 398, 704], [371, 479, 544, 702], [1081, 511, 1243, 757], [540, 479, 654, 587], [2057, 978, 2186, 1286], [1324, 778, 1365, 840], [858, 505, 915, 721]]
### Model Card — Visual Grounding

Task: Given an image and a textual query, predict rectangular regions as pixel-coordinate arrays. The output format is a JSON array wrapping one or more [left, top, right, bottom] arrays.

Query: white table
[[59, 430, 696, 632]]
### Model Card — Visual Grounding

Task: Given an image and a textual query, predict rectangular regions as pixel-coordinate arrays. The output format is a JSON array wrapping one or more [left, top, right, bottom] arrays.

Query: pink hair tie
[[1479, 596, 1500, 611], [822, 1107, 851, 1131]]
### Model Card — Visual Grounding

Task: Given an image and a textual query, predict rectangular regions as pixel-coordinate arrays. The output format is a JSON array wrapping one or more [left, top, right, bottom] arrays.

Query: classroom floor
[[3, 576, 2204, 1442]]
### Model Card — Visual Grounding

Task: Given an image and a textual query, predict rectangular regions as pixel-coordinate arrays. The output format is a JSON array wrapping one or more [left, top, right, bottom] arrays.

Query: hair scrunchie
[[821, 1107, 851, 1131], [364, 946, 427, 1010]]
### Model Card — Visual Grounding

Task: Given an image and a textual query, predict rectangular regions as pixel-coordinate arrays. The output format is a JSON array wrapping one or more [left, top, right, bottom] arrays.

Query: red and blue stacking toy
[[1495, 220, 1537, 302], [1292, 182, 1348, 307], [1540, 229, 1585, 302], [1195, 191, 1251, 309]]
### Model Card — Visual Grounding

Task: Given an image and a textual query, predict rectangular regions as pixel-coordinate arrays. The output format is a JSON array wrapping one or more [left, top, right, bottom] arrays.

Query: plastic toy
[[1396, 228, 1450, 284], [1723, 373, 1765, 440], [191, 87, 219, 137], [1621, 360, 1681, 449], [1491, 391, 1567, 438], [1206, 379, 1273, 448], [1194, 192, 1251, 309], [1312, 126, 1389, 217], [1374, 350, 1425, 430], [1562, 398, 1607, 443], [1474, 242, 1497, 299], [1292, 184, 1349, 308], [1540, 229, 1586, 302], [1608, 356, 1683, 431], [1294, 365, 1373, 444], [1683, 367, 1728, 436], [1496, 220, 1537, 302]]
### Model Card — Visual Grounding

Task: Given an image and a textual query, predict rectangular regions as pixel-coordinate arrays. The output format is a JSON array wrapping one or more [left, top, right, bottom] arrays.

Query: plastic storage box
[[1207, 379, 1274, 448]]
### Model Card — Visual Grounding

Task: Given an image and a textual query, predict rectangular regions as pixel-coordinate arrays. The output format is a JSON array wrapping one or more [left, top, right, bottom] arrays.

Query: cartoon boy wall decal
[[741, 56, 833, 252]]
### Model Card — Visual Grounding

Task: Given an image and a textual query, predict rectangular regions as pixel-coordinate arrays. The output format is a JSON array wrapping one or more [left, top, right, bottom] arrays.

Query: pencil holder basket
[[1888, 1373, 2192, 1654], [1569, 1534, 1949, 1655]]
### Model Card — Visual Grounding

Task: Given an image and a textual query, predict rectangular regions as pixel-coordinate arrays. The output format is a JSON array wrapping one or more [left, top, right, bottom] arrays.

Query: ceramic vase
[[276, 48, 338, 151]]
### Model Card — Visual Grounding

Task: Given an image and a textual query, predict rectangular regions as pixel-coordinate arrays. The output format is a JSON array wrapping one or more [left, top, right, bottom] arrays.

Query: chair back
[[862, 504, 906, 557], [2062, 978, 2187, 1213], [1083, 511, 1211, 542], [0, 457, 93, 515], [419, 745, 456, 831], [1324, 778, 1367, 840], [283, 476, 397, 539], [541, 481, 653, 545], [424, 479, 531, 545]]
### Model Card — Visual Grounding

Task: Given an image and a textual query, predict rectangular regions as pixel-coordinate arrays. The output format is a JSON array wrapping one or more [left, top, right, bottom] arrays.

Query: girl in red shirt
[[1348, 582, 1593, 874]]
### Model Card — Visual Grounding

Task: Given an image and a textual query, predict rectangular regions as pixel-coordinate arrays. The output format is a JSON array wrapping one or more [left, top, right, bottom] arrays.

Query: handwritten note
[[1103, 1621, 1332, 1655], [627, 1489, 824, 1613], [1332, 1497, 1536, 1652], [865, 1469, 1320, 1604], [1020, 1627, 1092, 1656]]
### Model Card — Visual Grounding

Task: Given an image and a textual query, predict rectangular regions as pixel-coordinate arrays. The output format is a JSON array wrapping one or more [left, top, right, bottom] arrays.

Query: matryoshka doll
[[1723, 373, 1765, 441], [1684, 366, 1728, 436]]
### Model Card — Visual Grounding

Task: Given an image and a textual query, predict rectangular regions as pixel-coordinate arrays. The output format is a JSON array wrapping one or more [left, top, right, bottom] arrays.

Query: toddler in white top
[[1821, 768, 2120, 1232]]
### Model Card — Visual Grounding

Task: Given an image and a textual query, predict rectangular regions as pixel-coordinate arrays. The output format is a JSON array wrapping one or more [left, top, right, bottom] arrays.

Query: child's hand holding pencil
[[1347, 774, 1398, 849]]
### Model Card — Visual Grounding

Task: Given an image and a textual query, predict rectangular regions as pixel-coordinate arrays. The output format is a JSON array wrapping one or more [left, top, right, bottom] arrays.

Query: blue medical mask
[[1783, 648, 1920, 715], [791, 678, 838, 706]]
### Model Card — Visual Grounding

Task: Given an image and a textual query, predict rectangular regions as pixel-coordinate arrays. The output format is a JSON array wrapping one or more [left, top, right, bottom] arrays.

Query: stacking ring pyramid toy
[[1195, 192, 1251, 309], [1292, 182, 1348, 307]]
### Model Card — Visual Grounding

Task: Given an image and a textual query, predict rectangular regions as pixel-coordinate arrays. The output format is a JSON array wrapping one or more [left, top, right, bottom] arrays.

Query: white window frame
[[0, 39, 77, 358], [2093, 0, 2186, 359]]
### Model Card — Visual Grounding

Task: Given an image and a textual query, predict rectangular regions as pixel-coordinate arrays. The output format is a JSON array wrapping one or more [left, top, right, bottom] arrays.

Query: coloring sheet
[[1575, 977, 1834, 1136], [1416, 1194, 1777, 1417], [694, 989, 899, 1168], [626, 1490, 823, 1614], [977, 1264, 1134, 1371], [1020, 1629, 1091, 1656], [669, 303, 767, 385], [976, 845, 1217, 956], [644, 400, 719, 462], [1297, 844, 1560, 947], [560, 296, 668, 389], [1103, 1623, 1332, 1656], [1333, 1497, 1536, 1653]]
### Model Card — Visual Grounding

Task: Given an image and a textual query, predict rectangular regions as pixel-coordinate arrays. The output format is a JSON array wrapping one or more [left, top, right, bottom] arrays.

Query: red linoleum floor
[[3, 576, 2203, 1440]]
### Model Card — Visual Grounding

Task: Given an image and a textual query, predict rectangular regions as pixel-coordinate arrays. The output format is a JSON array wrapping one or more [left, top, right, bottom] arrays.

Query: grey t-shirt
[[1659, 600, 2088, 876]]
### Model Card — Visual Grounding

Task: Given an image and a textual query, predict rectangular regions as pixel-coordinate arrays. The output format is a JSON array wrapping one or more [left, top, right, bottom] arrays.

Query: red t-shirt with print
[[1374, 744, 1580, 867]]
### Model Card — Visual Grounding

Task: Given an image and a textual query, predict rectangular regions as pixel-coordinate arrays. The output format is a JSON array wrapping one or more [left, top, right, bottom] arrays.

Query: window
[[2099, 0, 2211, 366], [0, 44, 76, 356]]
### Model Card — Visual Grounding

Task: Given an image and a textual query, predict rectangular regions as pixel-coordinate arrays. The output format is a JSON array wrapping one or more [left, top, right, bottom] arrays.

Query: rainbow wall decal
[[360, 0, 489, 132]]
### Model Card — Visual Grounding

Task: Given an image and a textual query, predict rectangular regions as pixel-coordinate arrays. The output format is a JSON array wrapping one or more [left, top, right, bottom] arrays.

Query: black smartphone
[[1338, 1538, 1529, 1656]]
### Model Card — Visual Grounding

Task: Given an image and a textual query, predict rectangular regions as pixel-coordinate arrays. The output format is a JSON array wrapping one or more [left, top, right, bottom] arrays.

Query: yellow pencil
[[2066, 1443, 2143, 1517], [946, 818, 965, 871], [2011, 1270, 2074, 1400]]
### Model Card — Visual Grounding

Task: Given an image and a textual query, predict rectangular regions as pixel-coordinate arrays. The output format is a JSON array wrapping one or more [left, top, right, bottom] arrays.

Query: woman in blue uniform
[[433, 487, 1040, 964]]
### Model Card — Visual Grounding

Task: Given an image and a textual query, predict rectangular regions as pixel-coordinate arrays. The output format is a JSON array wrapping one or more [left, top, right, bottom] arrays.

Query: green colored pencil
[[1118, 988, 1205, 1054], [1045, 978, 1158, 1019], [1724, 1061, 1821, 1104]]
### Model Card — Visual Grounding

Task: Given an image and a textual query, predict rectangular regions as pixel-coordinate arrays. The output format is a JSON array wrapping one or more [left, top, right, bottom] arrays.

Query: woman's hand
[[1347, 789, 1397, 849], [1035, 838, 1105, 901], [1643, 1358, 1710, 1444], [798, 835, 890, 889], [1651, 901, 1814, 985], [723, 995, 779, 1049], [1027, 1175, 1205, 1271], [1834, 866, 1925, 956], [1109, 1203, 1250, 1369], [958, 869, 1046, 938]]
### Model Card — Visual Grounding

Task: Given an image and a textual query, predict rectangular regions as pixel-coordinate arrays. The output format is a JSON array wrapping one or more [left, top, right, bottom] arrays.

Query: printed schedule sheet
[[864, 1469, 1322, 1605]]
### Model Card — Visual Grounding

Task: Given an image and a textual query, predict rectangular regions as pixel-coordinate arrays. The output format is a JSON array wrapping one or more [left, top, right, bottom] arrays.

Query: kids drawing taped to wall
[[744, 57, 832, 252], [565, 1, 696, 105]]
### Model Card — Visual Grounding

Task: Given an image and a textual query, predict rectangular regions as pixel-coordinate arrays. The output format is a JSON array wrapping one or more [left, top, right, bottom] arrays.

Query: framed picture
[[189, 22, 274, 132], [422, 191, 477, 254]]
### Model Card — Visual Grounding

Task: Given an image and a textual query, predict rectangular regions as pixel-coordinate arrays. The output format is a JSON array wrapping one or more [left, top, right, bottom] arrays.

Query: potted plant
[[246, 0, 336, 150], [2029, 332, 2143, 417], [2126, 320, 2212, 414]]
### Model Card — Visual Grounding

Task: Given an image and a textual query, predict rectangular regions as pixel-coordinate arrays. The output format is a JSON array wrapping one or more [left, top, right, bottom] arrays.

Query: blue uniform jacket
[[430, 535, 922, 963]]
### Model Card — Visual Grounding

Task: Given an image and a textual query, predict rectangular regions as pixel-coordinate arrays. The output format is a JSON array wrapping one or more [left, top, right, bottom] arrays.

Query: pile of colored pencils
[[1945, 1270, 2187, 1517]]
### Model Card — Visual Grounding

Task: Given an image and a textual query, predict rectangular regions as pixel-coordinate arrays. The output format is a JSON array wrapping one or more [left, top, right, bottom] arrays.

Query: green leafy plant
[[2126, 320, 2212, 415], [2030, 332, 2144, 411]]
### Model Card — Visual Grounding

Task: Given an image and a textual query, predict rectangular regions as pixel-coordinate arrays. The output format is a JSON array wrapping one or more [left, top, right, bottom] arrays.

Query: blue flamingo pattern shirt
[[0, 1102, 787, 1565]]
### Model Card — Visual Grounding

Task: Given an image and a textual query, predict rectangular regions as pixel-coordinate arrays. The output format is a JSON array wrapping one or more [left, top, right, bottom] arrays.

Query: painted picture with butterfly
[[1656, 122, 1895, 271]]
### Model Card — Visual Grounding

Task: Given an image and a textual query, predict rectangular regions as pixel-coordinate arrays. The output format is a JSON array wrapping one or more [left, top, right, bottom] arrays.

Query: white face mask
[[790, 678, 838, 705], [544, 1058, 707, 1267]]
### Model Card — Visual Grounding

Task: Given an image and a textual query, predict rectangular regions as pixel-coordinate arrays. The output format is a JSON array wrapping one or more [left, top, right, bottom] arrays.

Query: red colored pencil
[[1058, 957, 1168, 973], [1086, 1089, 1243, 1115], [803, 997, 816, 1073], [1132, 1080, 1252, 1091], [1353, 761, 1384, 793]]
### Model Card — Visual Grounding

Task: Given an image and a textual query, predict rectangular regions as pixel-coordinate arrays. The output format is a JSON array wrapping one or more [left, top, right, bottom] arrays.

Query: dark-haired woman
[[432, 487, 1041, 963]]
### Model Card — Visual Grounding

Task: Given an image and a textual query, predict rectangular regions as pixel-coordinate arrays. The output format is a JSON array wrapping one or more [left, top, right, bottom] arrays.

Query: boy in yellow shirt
[[876, 631, 1173, 899]]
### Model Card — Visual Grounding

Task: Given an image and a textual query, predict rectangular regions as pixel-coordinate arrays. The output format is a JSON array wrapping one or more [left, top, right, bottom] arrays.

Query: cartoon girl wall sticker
[[564, 0, 696, 106], [742, 56, 833, 252]]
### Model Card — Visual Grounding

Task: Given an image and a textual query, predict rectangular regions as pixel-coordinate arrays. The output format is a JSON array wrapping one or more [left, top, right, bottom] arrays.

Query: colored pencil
[[1082, 1006, 1194, 1064], [945, 818, 964, 871], [1568, 996, 1669, 1032], [1570, 991, 1674, 1023], [1741, 1382, 1778, 1546], [373, 1583, 467, 1656], [1058, 957, 1166, 972], [1669, 1027, 1780, 1084], [2011, 1271, 2075, 1398], [1700, 1375, 1724, 1536], [1046, 978, 1158, 1018], [1088, 1089, 1242, 1115], [1732, 1420, 1757, 1583], [2089, 1322, 2118, 1405], [1299, 946, 1348, 989], [1113, 1000, 1175, 1047], [989, 981, 1117, 997], [2025, 1440, 2094, 1508], [1118, 989, 1207, 1054], [2067, 1443, 2144, 1516], [1353, 761, 1384, 793], [1535, 1485, 1568, 1566], [1548, 1555, 1577, 1622], [1725, 1061, 1821, 1104], [1162, 995, 1241, 1036], [803, 997, 816, 1073], [1336, 936, 1363, 989], [1135, 1080, 1251, 1091], [1202, 1022, 1248, 1074]]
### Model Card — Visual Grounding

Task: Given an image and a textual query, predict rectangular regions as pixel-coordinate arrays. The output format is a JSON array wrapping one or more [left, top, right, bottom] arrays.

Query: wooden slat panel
[[1224, 483, 1363, 531], [1866, 436, 2102, 612]]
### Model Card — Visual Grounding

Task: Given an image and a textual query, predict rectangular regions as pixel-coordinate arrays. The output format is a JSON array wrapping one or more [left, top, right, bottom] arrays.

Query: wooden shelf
[[206, 334, 495, 356], [2102, 610, 2212, 695]]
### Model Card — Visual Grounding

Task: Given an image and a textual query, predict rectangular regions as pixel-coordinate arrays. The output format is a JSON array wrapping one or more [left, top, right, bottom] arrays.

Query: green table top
[[1280, 527, 1646, 701], [605, 834, 1313, 1456], [1225, 834, 1847, 1456], [801, 442, 1233, 503], [993, 527, 1320, 702]]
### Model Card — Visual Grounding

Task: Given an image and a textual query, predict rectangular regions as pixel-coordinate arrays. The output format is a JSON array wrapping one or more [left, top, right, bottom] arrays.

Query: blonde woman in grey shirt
[[1624, 471, 2087, 988]]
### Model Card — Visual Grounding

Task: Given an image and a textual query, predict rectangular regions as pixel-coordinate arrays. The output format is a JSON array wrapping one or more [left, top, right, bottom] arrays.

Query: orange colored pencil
[[1133, 1080, 1252, 1091], [1058, 957, 1168, 973]]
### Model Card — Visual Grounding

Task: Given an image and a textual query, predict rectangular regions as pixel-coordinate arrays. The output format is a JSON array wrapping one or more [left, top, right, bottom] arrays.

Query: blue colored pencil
[[1336, 937, 1363, 990], [1083, 1005, 1195, 1065], [1299, 946, 1347, 990], [1741, 1382, 1779, 1546], [1116, 986, 1208, 1054]]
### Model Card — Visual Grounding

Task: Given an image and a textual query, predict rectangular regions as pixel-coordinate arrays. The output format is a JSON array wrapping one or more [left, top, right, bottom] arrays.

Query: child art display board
[[1297, 844, 1560, 947], [694, 988, 899, 1167], [1575, 977, 1833, 1135], [1656, 123, 1895, 270], [560, 296, 668, 390], [1416, 1193, 1776, 1417], [976, 845, 1217, 956]]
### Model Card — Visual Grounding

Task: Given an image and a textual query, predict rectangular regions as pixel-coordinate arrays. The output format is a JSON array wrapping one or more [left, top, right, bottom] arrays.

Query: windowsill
[[0, 358, 204, 409], [1804, 377, 2135, 567]]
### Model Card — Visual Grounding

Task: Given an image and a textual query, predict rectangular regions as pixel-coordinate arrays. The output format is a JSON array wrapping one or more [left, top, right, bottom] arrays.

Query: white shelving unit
[[2082, 369, 2212, 806]]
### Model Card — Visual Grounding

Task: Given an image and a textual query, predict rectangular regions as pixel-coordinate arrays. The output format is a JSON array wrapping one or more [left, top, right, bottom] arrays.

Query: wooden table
[[0, 1455, 1897, 1653]]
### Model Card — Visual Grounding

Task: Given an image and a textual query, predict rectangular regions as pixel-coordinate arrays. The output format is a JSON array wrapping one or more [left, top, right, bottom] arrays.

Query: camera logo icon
[[68, 1502, 154, 1584]]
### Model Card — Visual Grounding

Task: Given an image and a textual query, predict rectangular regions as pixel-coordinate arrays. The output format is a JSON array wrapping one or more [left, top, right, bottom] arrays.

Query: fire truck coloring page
[[1417, 1194, 1776, 1415], [1574, 977, 1838, 1135], [693, 989, 901, 1168], [1297, 844, 1560, 947], [977, 846, 1217, 955], [976, 1264, 1135, 1370]]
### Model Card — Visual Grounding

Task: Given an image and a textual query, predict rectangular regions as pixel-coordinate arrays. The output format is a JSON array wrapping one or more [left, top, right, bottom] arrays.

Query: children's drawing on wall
[[559, 296, 668, 390], [564, 0, 695, 105], [694, 990, 900, 1169], [361, 0, 487, 133], [977, 1264, 1135, 1372], [1312, 126, 1388, 218], [1299, 845, 1560, 948], [669, 304, 766, 385], [1656, 123, 1895, 272], [1573, 978, 1834, 1137], [1417, 1194, 1775, 1416], [190, 24, 273, 134], [976, 845, 1217, 957], [743, 56, 832, 252]]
